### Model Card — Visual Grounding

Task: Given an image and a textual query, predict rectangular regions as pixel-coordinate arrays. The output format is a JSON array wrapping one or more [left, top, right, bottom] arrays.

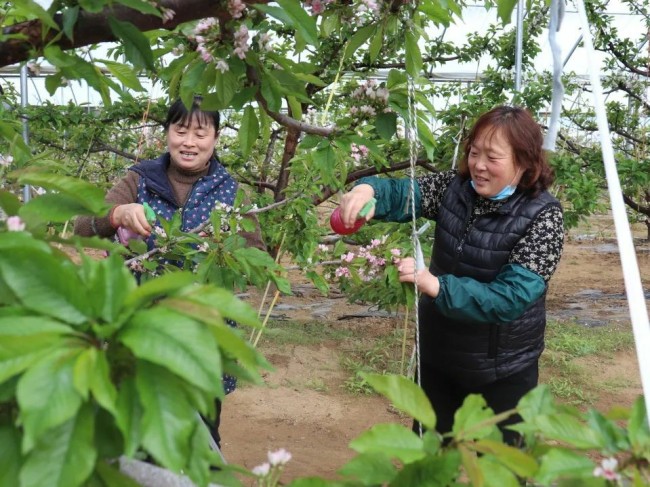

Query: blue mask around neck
[[470, 180, 517, 201]]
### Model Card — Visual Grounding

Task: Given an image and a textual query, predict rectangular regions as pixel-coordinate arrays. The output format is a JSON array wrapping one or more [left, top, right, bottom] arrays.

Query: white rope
[[575, 0, 650, 423], [406, 73, 424, 436]]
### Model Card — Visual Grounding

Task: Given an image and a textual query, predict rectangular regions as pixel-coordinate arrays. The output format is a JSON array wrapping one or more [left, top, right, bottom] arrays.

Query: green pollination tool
[[358, 198, 376, 219], [143, 202, 157, 224]]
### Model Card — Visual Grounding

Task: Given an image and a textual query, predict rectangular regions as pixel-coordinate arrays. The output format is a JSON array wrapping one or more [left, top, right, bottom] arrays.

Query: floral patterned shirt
[[418, 170, 564, 282]]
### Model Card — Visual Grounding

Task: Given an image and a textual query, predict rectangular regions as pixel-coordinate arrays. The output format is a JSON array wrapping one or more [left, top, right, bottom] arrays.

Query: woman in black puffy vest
[[337, 106, 564, 445]]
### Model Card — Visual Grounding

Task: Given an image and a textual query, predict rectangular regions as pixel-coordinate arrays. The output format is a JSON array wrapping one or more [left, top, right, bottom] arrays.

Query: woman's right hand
[[111, 204, 152, 237], [338, 184, 376, 229]]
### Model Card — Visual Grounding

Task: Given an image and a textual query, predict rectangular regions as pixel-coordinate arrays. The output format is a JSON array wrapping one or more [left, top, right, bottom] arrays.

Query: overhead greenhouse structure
[[0, 0, 649, 486]]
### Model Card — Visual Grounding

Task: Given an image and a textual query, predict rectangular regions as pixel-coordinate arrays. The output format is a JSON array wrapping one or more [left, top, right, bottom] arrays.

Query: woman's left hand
[[395, 257, 440, 298]]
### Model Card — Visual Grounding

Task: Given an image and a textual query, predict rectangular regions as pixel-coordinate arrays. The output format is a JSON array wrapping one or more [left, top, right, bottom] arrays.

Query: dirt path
[[220, 234, 650, 482]]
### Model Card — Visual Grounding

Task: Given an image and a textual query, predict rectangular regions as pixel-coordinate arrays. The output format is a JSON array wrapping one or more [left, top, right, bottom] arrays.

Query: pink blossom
[[311, 0, 324, 14], [257, 32, 273, 52], [317, 244, 329, 253], [335, 266, 351, 278], [228, 0, 246, 18], [593, 457, 620, 481], [233, 24, 249, 59], [194, 18, 217, 34], [198, 46, 213, 63], [0, 154, 13, 166], [161, 7, 175, 24], [268, 448, 292, 466], [390, 248, 401, 257], [252, 462, 270, 476], [215, 59, 229, 73], [341, 252, 355, 263], [369, 238, 381, 248], [6, 216, 25, 232]]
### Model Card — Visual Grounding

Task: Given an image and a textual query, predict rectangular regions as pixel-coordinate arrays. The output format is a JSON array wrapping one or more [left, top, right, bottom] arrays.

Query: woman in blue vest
[[337, 105, 564, 445], [75, 96, 265, 449]]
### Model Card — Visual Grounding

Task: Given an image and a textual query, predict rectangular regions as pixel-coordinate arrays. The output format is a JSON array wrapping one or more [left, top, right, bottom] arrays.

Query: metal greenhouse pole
[[514, 0, 525, 92], [20, 64, 30, 203]]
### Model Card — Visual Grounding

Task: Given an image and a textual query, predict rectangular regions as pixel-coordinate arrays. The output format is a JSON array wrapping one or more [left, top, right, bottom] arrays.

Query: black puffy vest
[[419, 175, 561, 387]]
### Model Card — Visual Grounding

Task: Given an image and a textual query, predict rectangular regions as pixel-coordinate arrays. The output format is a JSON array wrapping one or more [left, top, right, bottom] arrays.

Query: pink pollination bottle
[[330, 198, 376, 235], [117, 203, 157, 245]]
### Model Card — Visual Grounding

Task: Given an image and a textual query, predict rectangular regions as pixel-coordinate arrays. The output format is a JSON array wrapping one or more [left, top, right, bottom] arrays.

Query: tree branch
[[0, 0, 268, 68], [246, 65, 336, 137]]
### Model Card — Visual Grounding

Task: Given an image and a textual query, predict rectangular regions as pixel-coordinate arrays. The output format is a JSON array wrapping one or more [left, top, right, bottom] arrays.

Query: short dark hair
[[163, 96, 220, 132], [458, 105, 555, 196]]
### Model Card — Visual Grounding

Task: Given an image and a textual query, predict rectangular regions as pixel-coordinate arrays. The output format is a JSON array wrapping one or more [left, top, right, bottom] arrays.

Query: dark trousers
[[203, 400, 222, 448], [414, 361, 539, 446]]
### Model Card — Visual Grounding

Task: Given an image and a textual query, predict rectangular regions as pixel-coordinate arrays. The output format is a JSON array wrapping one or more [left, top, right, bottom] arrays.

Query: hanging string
[[575, 0, 650, 423], [406, 71, 424, 437]]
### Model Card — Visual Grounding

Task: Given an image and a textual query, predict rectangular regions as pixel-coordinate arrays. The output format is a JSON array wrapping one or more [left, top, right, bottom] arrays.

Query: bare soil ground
[[220, 221, 650, 482]]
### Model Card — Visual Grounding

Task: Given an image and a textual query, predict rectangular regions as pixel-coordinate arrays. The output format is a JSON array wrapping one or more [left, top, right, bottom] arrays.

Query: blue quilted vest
[[129, 153, 239, 394]]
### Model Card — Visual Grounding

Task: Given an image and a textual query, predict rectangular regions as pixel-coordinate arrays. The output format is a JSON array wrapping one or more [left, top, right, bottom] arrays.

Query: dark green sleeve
[[355, 177, 422, 222], [434, 263, 546, 324]]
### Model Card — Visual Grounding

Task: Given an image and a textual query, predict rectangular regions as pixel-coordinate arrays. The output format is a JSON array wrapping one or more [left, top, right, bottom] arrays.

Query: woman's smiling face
[[167, 115, 218, 172], [468, 126, 521, 199]]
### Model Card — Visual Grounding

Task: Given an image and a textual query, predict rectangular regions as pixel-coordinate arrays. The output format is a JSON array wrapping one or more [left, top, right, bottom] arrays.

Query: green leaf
[[375, 112, 398, 140], [61, 6, 79, 40], [186, 420, 218, 487], [497, 0, 518, 24], [368, 24, 384, 63], [473, 439, 538, 477], [343, 24, 376, 61], [239, 105, 259, 159], [260, 71, 283, 113], [312, 144, 337, 178], [338, 452, 397, 485], [16, 172, 109, 214], [452, 394, 500, 441], [361, 373, 436, 430], [518, 384, 556, 422], [120, 308, 222, 394], [19, 403, 96, 487], [115, 377, 142, 457], [389, 451, 461, 486], [534, 413, 603, 449], [350, 423, 425, 463], [273, 0, 319, 47], [123, 271, 195, 309], [306, 270, 329, 295], [12, 0, 59, 29], [0, 425, 22, 487], [405, 30, 422, 77], [19, 194, 95, 225], [202, 69, 238, 110], [180, 285, 263, 328], [74, 348, 117, 415], [629, 396, 650, 451], [0, 189, 21, 216], [102, 60, 145, 91], [107, 17, 155, 71], [535, 448, 595, 485], [95, 460, 143, 487], [78, 0, 107, 13], [114, 0, 162, 16], [43, 45, 78, 68], [478, 455, 521, 487], [0, 316, 71, 384], [17, 349, 84, 453], [0, 248, 90, 325], [135, 361, 196, 470], [81, 252, 137, 324]]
